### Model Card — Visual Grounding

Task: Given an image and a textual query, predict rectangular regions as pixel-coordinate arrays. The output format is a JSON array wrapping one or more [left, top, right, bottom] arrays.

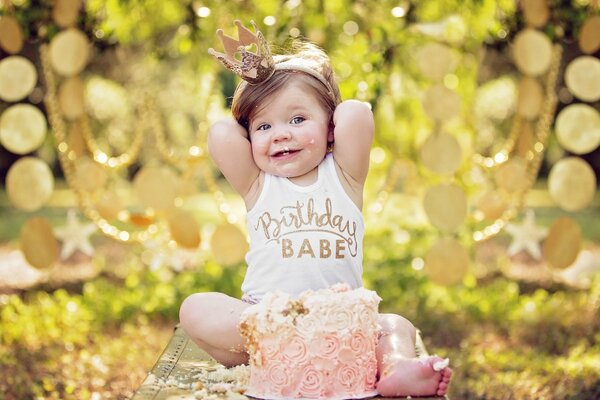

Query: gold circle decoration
[[52, 0, 82, 28], [416, 42, 456, 81], [422, 84, 461, 121], [167, 208, 201, 249], [476, 190, 507, 221], [133, 166, 180, 210], [68, 120, 87, 157], [94, 191, 123, 220], [516, 77, 543, 120], [423, 183, 467, 232], [564, 56, 600, 102], [419, 131, 462, 175], [494, 157, 529, 193], [0, 104, 47, 155], [555, 104, 600, 155], [58, 76, 85, 120], [542, 217, 581, 270], [548, 157, 597, 212], [520, 0, 550, 28], [210, 223, 249, 267], [49, 28, 90, 77], [578, 15, 600, 54], [0, 16, 24, 54], [512, 28, 553, 77], [20, 217, 59, 270], [74, 156, 108, 192], [6, 157, 54, 211], [424, 237, 470, 286], [0, 56, 37, 102]]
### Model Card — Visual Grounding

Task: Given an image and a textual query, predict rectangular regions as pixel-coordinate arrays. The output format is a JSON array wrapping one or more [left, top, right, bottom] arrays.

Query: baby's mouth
[[272, 147, 298, 157]]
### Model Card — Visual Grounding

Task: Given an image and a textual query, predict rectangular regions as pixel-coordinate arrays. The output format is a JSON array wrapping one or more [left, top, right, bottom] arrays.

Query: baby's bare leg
[[179, 292, 250, 367], [376, 313, 452, 397]]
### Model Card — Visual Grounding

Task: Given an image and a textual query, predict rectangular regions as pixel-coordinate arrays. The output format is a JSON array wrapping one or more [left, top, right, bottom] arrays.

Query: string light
[[41, 45, 153, 243], [473, 44, 562, 242]]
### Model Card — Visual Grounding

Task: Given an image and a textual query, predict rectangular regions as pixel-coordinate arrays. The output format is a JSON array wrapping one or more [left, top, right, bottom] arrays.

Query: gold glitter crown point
[[208, 20, 275, 84]]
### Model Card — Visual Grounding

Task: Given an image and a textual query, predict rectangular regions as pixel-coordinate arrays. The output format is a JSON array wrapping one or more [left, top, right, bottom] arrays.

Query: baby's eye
[[256, 123, 271, 131], [290, 116, 305, 124]]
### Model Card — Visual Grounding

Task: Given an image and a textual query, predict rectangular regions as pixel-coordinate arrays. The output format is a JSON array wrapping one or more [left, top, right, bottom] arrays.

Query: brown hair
[[231, 43, 341, 130]]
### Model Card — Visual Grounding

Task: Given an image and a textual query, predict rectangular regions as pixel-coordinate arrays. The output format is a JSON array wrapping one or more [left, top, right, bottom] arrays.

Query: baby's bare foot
[[376, 355, 452, 397]]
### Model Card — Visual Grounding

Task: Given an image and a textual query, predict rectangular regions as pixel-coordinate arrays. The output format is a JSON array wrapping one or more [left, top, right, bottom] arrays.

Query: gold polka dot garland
[[419, 131, 462, 175], [20, 217, 59, 269], [49, 28, 90, 77], [548, 157, 597, 212], [424, 237, 470, 286], [513, 28, 553, 77], [564, 56, 600, 102], [516, 77, 544, 120], [423, 183, 467, 232], [0, 56, 37, 102], [0, 15, 23, 54], [210, 223, 249, 267], [578, 15, 600, 54], [0, 103, 47, 154], [520, 0, 550, 28], [58, 76, 86, 120], [6, 156, 55, 212], [52, 0, 82, 28], [542, 217, 582, 270], [555, 104, 600, 155], [167, 208, 201, 249]]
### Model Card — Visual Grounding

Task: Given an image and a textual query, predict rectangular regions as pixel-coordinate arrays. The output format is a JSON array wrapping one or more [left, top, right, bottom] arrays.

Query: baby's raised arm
[[331, 100, 375, 185], [208, 118, 260, 198]]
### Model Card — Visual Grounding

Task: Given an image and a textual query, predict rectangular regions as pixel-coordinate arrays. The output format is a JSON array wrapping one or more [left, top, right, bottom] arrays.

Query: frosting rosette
[[323, 304, 355, 332], [281, 334, 309, 364], [347, 331, 371, 356], [335, 364, 364, 395], [264, 361, 292, 395], [297, 365, 325, 398], [295, 311, 323, 338], [308, 332, 341, 359], [259, 335, 281, 360]]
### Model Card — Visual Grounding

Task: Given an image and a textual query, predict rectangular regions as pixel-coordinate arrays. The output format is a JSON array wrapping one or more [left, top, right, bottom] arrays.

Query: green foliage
[[0, 262, 244, 399]]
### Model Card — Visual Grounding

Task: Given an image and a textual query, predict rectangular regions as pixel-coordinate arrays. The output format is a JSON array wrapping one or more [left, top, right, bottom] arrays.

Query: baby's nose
[[272, 127, 292, 141]]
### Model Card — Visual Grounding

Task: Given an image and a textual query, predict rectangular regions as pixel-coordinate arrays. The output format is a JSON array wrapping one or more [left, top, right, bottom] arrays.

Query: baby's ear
[[327, 126, 335, 144]]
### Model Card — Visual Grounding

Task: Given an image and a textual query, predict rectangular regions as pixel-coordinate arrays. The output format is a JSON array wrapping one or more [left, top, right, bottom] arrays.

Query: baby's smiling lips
[[271, 147, 299, 158]]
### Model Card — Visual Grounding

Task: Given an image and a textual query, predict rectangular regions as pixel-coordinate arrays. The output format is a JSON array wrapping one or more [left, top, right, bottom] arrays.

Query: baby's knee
[[179, 292, 225, 336], [379, 313, 417, 341]]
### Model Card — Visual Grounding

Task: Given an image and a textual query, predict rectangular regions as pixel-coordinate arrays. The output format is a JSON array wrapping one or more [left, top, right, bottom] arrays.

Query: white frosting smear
[[433, 358, 450, 371]]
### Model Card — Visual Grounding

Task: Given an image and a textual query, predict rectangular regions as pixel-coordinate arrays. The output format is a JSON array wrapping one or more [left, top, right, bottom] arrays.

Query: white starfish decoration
[[54, 209, 97, 260], [504, 209, 548, 260]]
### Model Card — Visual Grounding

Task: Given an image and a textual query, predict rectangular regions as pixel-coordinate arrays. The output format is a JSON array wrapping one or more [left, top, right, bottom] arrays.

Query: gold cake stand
[[132, 325, 449, 400]]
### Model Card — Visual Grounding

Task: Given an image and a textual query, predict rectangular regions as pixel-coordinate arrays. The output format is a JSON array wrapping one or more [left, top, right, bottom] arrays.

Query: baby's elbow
[[335, 100, 374, 124], [210, 118, 237, 137], [209, 119, 247, 142]]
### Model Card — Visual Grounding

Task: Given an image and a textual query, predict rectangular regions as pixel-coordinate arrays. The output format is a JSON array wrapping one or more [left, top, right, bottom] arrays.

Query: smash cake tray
[[132, 325, 449, 400]]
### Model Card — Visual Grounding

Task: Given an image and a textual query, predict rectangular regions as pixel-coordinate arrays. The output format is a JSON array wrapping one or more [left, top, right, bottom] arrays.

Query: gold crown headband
[[208, 20, 336, 96]]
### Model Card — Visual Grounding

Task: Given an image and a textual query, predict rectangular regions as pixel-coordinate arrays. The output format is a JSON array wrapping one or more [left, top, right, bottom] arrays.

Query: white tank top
[[242, 154, 364, 301]]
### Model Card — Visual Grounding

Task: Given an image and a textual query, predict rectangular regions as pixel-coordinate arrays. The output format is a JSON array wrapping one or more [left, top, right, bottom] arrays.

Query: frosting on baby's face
[[248, 80, 333, 184]]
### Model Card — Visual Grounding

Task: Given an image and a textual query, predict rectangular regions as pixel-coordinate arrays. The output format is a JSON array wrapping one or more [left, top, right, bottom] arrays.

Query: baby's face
[[248, 80, 332, 180]]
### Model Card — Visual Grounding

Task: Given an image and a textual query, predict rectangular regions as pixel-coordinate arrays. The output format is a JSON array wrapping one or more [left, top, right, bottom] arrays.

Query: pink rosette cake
[[239, 284, 381, 399]]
